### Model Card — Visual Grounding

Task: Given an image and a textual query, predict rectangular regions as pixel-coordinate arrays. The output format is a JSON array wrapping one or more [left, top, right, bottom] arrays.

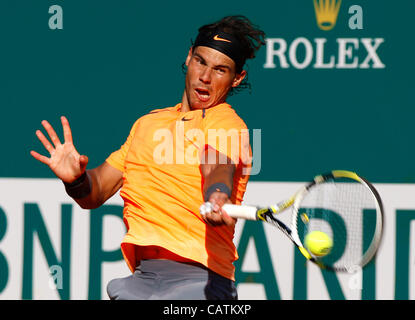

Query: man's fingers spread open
[[61, 116, 73, 144], [30, 150, 50, 165], [41, 120, 62, 147], [36, 130, 54, 154]]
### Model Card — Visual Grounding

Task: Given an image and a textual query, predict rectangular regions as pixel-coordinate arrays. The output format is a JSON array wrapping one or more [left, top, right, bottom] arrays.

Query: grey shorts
[[106, 259, 238, 300]]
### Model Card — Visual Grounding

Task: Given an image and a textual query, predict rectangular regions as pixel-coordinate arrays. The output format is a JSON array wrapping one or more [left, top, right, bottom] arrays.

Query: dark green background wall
[[1, 0, 413, 182]]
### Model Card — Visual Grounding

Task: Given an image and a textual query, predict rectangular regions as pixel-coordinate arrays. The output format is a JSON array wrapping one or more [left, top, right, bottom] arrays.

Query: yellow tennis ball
[[305, 231, 333, 257]]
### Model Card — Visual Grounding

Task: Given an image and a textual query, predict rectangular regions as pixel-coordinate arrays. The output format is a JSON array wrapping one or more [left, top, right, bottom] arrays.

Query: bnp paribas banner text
[[0, 180, 414, 299]]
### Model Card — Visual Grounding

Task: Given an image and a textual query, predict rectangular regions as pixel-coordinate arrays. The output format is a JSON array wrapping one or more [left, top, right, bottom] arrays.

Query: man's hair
[[184, 15, 266, 95], [197, 15, 266, 68]]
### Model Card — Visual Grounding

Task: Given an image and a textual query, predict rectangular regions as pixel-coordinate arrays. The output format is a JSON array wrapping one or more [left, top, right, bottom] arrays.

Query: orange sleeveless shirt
[[106, 103, 251, 280]]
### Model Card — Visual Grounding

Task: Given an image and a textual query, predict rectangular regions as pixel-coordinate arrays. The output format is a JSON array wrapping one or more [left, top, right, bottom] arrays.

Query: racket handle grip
[[222, 204, 258, 221]]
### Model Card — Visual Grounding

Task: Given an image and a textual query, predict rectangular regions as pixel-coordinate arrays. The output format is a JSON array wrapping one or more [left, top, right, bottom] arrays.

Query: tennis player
[[31, 15, 265, 300]]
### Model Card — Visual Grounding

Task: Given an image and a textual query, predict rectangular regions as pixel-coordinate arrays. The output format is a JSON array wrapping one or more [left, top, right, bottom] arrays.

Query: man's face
[[184, 46, 246, 110]]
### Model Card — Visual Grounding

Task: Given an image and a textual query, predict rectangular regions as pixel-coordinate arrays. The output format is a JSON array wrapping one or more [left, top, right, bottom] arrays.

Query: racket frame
[[206, 170, 384, 273]]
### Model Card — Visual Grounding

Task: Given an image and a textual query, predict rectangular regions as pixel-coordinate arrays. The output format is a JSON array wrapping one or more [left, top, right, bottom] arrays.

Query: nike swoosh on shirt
[[181, 116, 193, 121], [213, 35, 231, 43]]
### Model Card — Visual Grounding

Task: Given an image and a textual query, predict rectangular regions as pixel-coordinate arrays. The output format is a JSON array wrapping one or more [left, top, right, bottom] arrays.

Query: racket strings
[[298, 180, 379, 270]]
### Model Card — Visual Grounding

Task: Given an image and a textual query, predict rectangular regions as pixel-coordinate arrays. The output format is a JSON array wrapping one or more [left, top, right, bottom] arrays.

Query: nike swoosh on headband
[[213, 34, 231, 43]]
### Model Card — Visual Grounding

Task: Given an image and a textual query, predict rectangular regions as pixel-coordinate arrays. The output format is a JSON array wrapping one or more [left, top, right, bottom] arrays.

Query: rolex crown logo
[[313, 0, 342, 31]]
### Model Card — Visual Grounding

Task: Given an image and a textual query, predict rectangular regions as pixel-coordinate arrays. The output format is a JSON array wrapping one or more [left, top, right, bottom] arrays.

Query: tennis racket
[[200, 170, 384, 272]]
